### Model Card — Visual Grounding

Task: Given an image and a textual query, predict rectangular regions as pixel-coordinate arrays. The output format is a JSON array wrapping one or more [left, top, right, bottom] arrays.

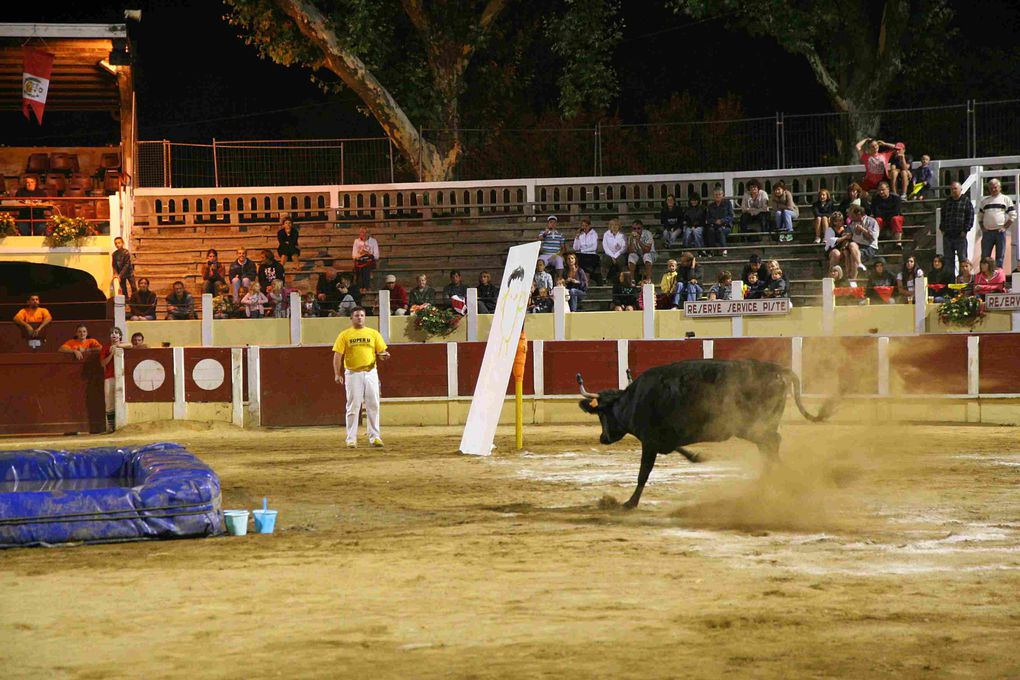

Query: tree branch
[[479, 0, 509, 34], [790, 41, 848, 112], [400, 0, 430, 36]]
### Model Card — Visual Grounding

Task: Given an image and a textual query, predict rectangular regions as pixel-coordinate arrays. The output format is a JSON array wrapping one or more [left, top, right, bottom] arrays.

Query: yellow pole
[[512, 332, 528, 450]]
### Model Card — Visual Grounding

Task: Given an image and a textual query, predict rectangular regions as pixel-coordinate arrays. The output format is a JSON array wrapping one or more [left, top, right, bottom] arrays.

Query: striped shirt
[[539, 229, 564, 255], [978, 193, 1016, 231]]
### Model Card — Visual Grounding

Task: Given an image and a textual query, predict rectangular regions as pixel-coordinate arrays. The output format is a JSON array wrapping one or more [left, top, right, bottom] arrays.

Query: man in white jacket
[[572, 217, 601, 284], [600, 218, 627, 284]]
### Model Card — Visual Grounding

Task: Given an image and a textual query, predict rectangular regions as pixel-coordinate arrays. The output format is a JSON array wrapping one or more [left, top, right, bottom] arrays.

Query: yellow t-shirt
[[332, 327, 387, 371]]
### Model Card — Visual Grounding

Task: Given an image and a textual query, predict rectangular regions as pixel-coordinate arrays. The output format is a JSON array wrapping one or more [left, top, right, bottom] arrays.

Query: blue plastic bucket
[[252, 509, 277, 534], [223, 510, 249, 536]]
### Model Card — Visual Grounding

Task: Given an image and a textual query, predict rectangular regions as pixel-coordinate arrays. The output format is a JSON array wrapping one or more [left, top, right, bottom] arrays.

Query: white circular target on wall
[[133, 359, 166, 392], [192, 358, 225, 391]]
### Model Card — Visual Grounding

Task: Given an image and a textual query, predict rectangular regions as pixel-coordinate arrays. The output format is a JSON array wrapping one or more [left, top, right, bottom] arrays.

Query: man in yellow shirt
[[13, 294, 53, 349], [332, 306, 390, 448]]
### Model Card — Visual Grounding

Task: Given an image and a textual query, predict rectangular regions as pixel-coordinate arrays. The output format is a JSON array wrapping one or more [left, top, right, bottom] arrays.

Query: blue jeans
[[706, 224, 730, 249], [943, 235, 968, 274], [683, 226, 704, 249], [981, 229, 1006, 269], [568, 287, 586, 312], [775, 210, 795, 234]]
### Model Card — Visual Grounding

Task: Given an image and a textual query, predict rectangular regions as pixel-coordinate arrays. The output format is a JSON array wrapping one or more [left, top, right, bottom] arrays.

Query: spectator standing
[[533, 259, 554, 293], [659, 195, 684, 248], [600, 218, 627, 283], [855, 138, 897, 192], [332, 307, 390, 448], [563, 253, 588, 312], [739, 180, 770, 243], [974, 257, 1006, 297], [98, 327, 130, 432], [895, 255, 924, 302], [871, 181, 904, 250], [572, 218, 601, 284], [824, 211, 853, 272], [627, 220, 656, 281], [683, 194, 707, 253], [978, 178, 1016, 270], [866, 258, 897, 304], [409, 274, 436, 307], [927, 255, 955, 303], [848, 205, 880, 277], [128, 278, 157, 320], [741, 254, 764, 286], [704, 188, 734, 256], [200, 248, 225, 295], [240, 282, 268, 318], [111, 237, 136, 299], [770, 181, 799, 242], [612, 271, 639, 311], [12, 294, 52, 349], [59, 324, 101, 359], [812, 188, 834, 245], [708, 271, 733, 300], [838, 182, 871, 217], [276, 216, 300, 263], [444, 270, 468, 312], [352, 226, 380, 293], [910, 155, 934, 200], [381, 275, 409, 316], [229, 248, 257, 303], [538, 216, 565, 276], [257, 249, 286, 290], [476, 271, 499, 313], [14, 176, 48, 235], [941, 181, 974, 273], [165, 281, 195, 320]]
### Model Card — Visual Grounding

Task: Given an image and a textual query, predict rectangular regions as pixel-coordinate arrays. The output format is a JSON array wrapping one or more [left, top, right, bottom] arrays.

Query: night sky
[[3, 0, 1019, 146]]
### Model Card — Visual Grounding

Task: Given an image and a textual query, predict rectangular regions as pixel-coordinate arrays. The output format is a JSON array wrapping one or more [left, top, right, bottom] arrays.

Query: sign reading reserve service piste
[[983, 293, 1020, 311], [684, 299, 792, 317]]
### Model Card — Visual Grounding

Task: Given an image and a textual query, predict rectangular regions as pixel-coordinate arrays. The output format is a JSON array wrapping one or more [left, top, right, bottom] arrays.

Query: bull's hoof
[[677, 447, 701, 463], [621, 499, 639, 510]]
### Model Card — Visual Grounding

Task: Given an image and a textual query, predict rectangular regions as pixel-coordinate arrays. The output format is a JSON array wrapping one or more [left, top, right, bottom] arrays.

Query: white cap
[[547, 215, 558, 222]]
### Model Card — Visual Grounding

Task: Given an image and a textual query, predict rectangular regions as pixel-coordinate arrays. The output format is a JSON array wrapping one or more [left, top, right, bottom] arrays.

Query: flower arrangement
[[45, 214, 99, 247], [410, 303, 460, 337], [0, 211, 16, 238], [937, 295, 985, 328]]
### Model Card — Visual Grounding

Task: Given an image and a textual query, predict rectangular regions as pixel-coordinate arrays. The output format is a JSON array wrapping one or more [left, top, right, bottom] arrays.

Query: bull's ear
[[578, 397, 599, 413]]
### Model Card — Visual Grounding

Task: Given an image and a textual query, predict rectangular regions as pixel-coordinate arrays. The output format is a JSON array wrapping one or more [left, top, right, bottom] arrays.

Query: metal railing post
[[389, 138, 395, 183], [212, 138, 219, 188], [774, 113, 782, 170], [164, 139, 172, 189], [340, 142, 345, 185]]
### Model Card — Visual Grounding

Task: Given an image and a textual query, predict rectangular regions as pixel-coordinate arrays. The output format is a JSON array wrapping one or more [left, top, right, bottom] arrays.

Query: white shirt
[[978, 193, 1016, 231], [352, 237, 380, 260], [602, 229, 627, 259], [573, 228, 599, 254], [851, 217, 880, 248]]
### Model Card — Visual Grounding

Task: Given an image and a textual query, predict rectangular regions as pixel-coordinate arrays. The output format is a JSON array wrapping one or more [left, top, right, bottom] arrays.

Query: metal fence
[[137, 99, 1020, 188]]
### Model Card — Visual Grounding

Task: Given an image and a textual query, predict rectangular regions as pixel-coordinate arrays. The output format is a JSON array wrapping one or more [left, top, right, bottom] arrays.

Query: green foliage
[[938, 295, 985, 328], [410, 303, 461, 337], [0, 212, 16, 238], [544, 0, 624, 118]]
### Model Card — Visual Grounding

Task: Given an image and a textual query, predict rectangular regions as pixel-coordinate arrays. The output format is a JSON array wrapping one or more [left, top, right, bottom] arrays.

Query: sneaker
[[721, 250, 728, 256], [813, 237, 821, 244], [894, 242, 903, 251], [857, 263, 867, 271], [369, 437, 385, 448], [345, 441, 356, 449]]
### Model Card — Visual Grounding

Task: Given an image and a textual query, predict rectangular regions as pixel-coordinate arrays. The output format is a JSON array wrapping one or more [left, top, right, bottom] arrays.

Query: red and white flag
[[22, 47, 55, 124]]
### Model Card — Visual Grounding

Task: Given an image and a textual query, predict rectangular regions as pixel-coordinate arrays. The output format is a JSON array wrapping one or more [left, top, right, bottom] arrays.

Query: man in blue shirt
[[538, 215, 565, 277]]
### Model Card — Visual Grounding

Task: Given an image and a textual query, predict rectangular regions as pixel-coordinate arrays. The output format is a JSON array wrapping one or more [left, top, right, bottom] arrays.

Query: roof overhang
[[0, 23, 127, 39]]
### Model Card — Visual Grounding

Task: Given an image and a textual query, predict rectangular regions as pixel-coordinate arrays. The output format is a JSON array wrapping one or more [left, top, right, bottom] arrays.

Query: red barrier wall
[[544, 340, 618, 394], [802, 336, 879, 395], [124, 348, 174, 402], [714, 337, 792, 367], [0, 320, 113, 354], [0, 353, 105, 434], [889, 335, 969, 394], [260, 346, 338, 427], [457, 341, 535, 397], [628, 340, 704, 379], [378, 344, 448, 397], [184, 348, 233, 403], [978, 333, 1020, 394]]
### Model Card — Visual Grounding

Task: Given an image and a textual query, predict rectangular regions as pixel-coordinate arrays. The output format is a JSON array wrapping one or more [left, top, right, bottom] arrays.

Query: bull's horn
[[625, 368, 633, 385], [576, 372, 598, 398]]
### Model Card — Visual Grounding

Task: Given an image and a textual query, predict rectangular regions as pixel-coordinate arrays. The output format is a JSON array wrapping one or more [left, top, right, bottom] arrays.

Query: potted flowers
[[410, 303, 461, 338], [45, 214, 99, 247], [937, 295, 985, 328], [0, 212, 16, 238]]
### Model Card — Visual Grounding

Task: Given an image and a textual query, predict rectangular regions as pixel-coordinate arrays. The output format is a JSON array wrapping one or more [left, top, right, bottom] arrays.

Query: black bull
[[578, 359, 834, 509]]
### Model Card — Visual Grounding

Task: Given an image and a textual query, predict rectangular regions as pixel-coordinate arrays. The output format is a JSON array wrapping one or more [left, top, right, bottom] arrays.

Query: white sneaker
[[369, 437, 385, 448], [813, 237, 821, 244], [858, 263, 867, 271], [721, 250, 728, 256], [345, 441, 356, 449]]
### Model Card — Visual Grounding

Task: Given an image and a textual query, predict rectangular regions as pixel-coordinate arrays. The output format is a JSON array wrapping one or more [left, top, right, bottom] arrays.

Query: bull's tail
[[784, 370, 836, 423]]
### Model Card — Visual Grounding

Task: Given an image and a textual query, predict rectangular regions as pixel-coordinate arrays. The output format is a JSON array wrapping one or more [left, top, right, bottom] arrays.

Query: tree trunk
[[839, 101, 883, 164]]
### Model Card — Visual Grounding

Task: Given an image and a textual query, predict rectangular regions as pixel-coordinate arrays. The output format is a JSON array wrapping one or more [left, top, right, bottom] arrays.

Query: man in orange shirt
[[13, 294, 52, 349], [59, 324, 102, 360]]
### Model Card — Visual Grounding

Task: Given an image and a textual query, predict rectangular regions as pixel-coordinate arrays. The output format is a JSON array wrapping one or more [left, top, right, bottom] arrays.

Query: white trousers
[[345, 367, 381, 443]]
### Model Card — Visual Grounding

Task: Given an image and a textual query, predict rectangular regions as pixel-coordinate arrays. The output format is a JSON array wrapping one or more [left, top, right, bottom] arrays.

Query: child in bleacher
[[240, 282, 268, 318], [763, 268, 789, 298], [612, 272, 639, 311], [212, 282, 235, 319], [534, 258, 554, 292], [529, 283, 553, 314], [745, 270, 766, 299], [268, 279, 287, 318], [708, 271, 732, 300], [909, 154, 933, 200], [301, 291, 320, 317]]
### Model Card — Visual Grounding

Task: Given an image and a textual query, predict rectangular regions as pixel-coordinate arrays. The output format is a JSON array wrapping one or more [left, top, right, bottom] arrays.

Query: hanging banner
[[684, 298, 792, 317], [23, 47, 55, 124]]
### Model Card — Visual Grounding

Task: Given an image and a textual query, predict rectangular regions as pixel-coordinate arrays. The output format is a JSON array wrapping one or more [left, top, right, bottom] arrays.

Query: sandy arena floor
[[1, 420, 1019, 679]]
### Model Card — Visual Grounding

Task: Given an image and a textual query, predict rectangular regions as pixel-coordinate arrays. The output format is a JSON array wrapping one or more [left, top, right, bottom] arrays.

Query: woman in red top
[[99, 327, 131, 432], [974, 257, 1006, 298]]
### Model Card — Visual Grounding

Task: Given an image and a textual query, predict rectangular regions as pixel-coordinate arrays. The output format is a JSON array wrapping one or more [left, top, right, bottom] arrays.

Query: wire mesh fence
[[137, 99, 1020, 188]]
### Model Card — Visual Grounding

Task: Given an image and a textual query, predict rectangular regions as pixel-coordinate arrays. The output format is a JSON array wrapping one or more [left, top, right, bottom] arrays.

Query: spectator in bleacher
[[316, 267, 343, 315], [812, 188, 834, 245], [740, 253, 764, 286], [824, 211, 852, 272], [956, 259, 975, 296], [130, 332, 147, 348], [379, 275, 409, 316], [838, 182, 871, 217], [337, 276, 359, 317], [978, 178, 1016, 270], [529, 283, 553, 314], [941, 181, 974, 273], [770, 181, 799, 243], [563, 253, 588, 312], [111, 237, 136, 299], [660, 194, 684, 248], [676, 251, 703, 296], [12, 294, 52, 349], [533, 258, 554, 293], [657, 258, 678, 309], [257, 249, 286, 290], [240, 282, 268, 318], [708, 271, 733, 301], [229, 248, 257, 303], [927, 254, 955, 303], [268, 279, 287, 318], [572, 217, 601, 284], [673, 270, 703, 306], [763, 267, 789, 299], [301, 292, 320, 318], [277, 216, 300, 263], [538, 216, 565, 276], [553, 276, 571, 309], [14, 176, 48, 235], [704, 187, 734, 256], [974, 256, 1006, 298], [763, 258, 786, 285], [866, 258, 897, 304], [848, 204, 880, 278], [352, 226, 380, 293], [476, 271, 499, 313], [895, 255, 924, 302], [201, 248, 225, 295], [409, 274, 436, 307], [165, 281, 196, 320], [627, 219, 656, 281], [212, 282, 235, 319], [739, 180, 769, 243], [889, 143, 912, 199], [909, 155, 933, 200], [829, 265, 858, 306], [58, 324, 101, 360], [128, 277, 157, 320], [744, 271, 765, 299], [444, 270, 468, 311], [600, 218, 627, 283], [612, 271, 639, 311], [683, 194, 707, 253], [871, 181, 904, 251], [856, 138, 898, 192]]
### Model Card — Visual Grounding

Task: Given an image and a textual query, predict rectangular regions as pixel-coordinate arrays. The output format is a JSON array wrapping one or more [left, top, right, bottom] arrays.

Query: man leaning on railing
[[13, 294, 52, 349]]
